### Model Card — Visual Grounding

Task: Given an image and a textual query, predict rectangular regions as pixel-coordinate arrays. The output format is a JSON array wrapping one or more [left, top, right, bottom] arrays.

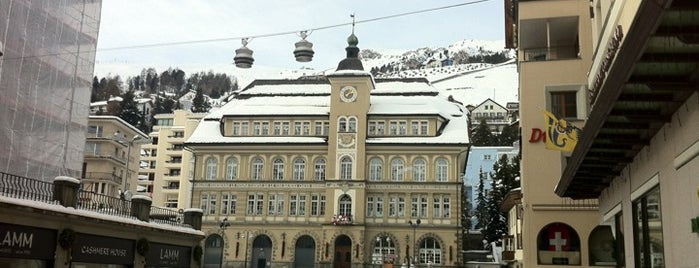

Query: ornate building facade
[[186, 37, 470, 268]]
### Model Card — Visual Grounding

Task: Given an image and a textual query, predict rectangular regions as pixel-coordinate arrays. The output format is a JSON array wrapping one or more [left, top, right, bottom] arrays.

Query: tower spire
[[336, 13, 363, 71]]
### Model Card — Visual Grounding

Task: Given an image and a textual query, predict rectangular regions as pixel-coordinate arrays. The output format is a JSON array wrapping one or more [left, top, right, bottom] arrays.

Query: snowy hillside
[[94, 39, 518, 107]]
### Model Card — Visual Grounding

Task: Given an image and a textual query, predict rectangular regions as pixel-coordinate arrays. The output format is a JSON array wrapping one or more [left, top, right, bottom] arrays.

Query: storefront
[[0, 223, 57, 268], [145, 242, 192, 268], [71, 233, 135, 268]]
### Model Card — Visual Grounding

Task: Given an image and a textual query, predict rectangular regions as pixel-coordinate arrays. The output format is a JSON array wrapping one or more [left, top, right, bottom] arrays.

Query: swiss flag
[[547, 224, 570, 251]]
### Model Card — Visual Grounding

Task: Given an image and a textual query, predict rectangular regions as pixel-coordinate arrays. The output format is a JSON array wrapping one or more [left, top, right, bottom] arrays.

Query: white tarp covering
[[0, 0, 102, 180]]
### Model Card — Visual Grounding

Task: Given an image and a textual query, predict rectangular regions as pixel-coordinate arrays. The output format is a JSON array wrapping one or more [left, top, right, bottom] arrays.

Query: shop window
[[588, 225, 618, 266], [633, 186, 664, 268], [537, 222, 581, 265]]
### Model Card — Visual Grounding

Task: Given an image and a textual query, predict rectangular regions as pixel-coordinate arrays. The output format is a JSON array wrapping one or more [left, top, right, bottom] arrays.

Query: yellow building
[[512, 0, 699, 267], [186, 36, 470, 267], [510, 0, 600, 266], [84, 115, 150, 198], [139, 110, 206, 209], [554, 0, 699, 267]]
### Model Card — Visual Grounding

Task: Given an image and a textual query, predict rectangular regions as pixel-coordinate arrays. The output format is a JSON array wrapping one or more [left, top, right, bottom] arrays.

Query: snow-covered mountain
[[94, 39, 518, 107]]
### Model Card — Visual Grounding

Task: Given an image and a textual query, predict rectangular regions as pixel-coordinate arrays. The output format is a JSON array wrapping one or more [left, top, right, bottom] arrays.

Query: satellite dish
[[123, 190, 133, 201]]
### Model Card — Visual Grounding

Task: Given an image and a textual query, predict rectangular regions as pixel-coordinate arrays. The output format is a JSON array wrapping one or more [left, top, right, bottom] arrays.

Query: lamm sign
[[146, 242, 192, 267], [0, 223, 56, 260]]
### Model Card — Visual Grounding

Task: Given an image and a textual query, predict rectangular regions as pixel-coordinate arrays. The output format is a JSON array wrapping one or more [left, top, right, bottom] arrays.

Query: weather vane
[[350, 13, 356, 34]]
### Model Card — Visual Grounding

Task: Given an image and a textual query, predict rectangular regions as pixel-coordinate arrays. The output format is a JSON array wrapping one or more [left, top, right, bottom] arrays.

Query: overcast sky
[[95, 0, 504, 72]]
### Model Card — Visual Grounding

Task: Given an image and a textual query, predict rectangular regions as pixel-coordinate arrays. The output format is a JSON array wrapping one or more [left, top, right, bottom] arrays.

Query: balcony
[[522, 46, 580, 62], [84, 172, 122, 185], [331, 214, 353, 225], [83, 152, 126, 165]]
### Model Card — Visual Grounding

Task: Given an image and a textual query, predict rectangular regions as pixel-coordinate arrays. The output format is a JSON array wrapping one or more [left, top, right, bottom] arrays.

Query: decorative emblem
[[339, 134, 356, 147], [339, 86, 358, 103]]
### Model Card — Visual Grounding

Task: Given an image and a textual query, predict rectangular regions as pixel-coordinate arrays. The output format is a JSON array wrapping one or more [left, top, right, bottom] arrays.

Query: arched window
[[418, 237, 442, 264], [413, 158, 426, 181], [273, 158, 285, 180], [338, 117, 347, 132], [390, 158, 404, 181], [251, 158, 264, 180], [374, 235, 396, 264], [348, 117, 357, 132], [314, 158, 326, 181], [588, 225, 618, 266], [339, 194, 352, 217], [369, 158, 383, 181], [537, 222, 581, 265], [225, 157, 238, 180], [206, 157, 218, 180], [340, 156, 352, 180], [293, 158, 305, 180], [435, 158, 448, 182]]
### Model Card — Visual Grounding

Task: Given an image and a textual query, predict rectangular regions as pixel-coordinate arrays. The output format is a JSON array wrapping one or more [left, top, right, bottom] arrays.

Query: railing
[[84, 152, 126, 164], [84, 172, 122, 184], [0, 172, 53, 203], [0, 172, 190, 229], [522, 45, 580, 62], [77, 190, 133, 218], [331, 214, 353, 225]]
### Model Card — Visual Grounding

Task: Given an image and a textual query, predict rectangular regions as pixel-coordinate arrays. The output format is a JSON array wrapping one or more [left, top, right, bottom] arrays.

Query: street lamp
[[237, 231, 252, 268], [113, 132, 150, 198], [408, 219, 421, 267], [220, 218, 230, 268]]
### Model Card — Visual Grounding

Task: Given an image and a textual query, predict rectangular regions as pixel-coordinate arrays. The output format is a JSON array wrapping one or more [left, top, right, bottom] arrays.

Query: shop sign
[[0, 223, 56, 260], [72, 233, 134, 265], [146, 242, 191, 267]]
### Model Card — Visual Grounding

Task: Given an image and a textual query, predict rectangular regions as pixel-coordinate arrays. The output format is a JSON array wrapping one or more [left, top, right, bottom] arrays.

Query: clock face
[[339, 86, 358, 103]]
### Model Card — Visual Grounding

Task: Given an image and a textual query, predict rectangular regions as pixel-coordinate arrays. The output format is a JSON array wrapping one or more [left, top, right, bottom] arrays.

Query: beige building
[[139, 110, 206, 209], [84, 116, 150, 198], [511, 0, 699, 267], [186, 37, 470, 268], [510, 0, 600, 266], [553, 0, 699, 267]]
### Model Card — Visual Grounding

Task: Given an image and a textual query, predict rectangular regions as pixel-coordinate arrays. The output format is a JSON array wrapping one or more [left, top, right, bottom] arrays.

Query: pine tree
[[191, 88, 211, 113], [118, 90, 143, 129], [471, 119, 497, 146], [483, 177, 507, 243], [497, 124, 519, 146], [474, 168, 489, 230]]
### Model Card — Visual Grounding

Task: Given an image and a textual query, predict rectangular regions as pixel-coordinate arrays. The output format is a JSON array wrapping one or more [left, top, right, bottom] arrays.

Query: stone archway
[[252, 235, 273, 268], [333, 235, 352, 268], [294, 235, 316, 268], [203, 234, 223, 268]]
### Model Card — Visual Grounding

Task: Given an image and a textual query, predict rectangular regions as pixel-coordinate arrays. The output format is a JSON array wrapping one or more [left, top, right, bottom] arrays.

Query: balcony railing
[[522, 45, 580, 62], [0, 172, 189, 228], [84, 172, 122, 185], [84, 152, 126, 164], [331, 214, 353, 225]]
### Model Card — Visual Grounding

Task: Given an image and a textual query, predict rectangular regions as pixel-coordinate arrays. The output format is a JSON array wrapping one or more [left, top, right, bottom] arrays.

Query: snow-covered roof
[[188, 78, 469, 145]]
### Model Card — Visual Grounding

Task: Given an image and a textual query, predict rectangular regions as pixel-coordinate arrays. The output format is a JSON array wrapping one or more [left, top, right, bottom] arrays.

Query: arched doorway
[[203, 234, 223, 268], [294, 235, 316, 268], [417, 237, 442, 265], [252, 235, 273, 268], [334, 235, 352, 268]]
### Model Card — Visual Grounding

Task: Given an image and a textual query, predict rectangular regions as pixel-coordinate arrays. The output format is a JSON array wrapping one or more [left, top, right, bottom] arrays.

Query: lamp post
[[220, 218, 230, 267], [237, 231, 251, 268], [408, 219, 421, 267], [113, 132, 149, 198]]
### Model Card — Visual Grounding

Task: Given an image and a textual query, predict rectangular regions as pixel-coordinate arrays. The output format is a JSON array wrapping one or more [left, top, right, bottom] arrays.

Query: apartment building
[[553, 0, 699, 267], [509, 0, 600, 266], [139, 110, 206, 209], [84, 116, 149, 198], [510, 0, 699, 267], [185, 36, 470, 268]]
